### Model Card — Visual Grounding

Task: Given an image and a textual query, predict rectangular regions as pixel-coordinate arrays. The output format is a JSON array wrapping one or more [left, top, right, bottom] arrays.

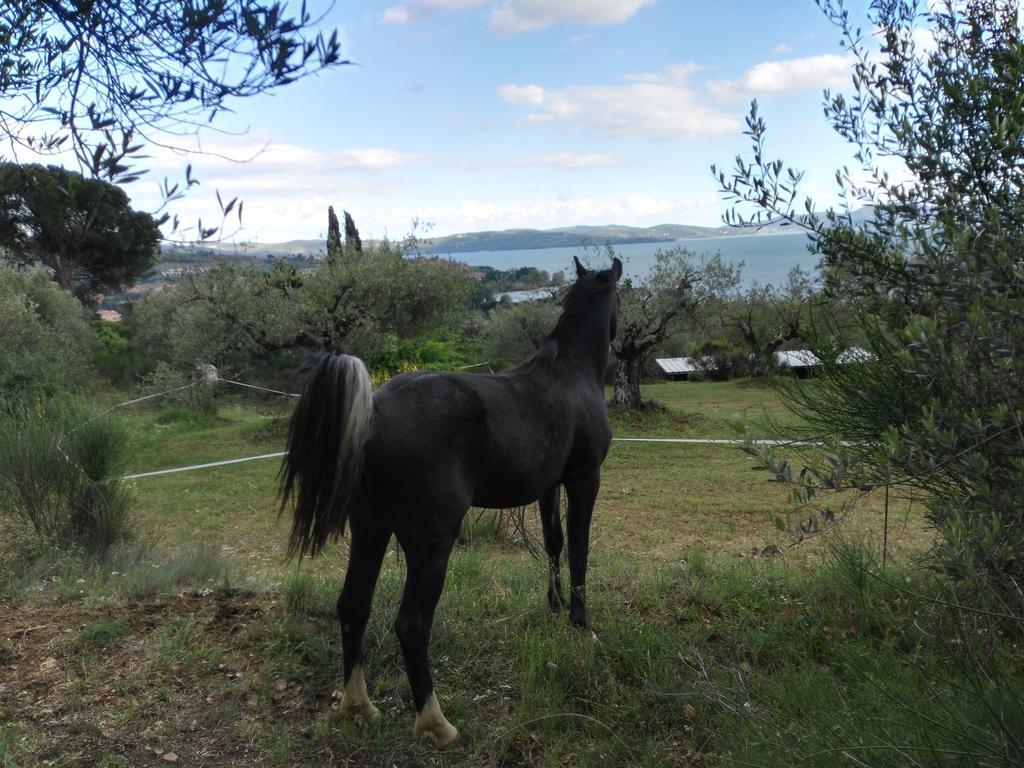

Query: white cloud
[[124, 140, 425, 240], [382, 5, 412, 24], [424, 0, 485, 7], [772, 42, 793, 54], [381, 0, 651, 32], [515, 152, 624, 169], [461, 152, 625, 170], [391, 192, 720, 234], [498, 66, 739, 141], [382, 0, 483, 24], [490, 0, 655, 34], [707, 53, 856, 100], [911, 26, 936, 52], [144, 141, 422, 180]]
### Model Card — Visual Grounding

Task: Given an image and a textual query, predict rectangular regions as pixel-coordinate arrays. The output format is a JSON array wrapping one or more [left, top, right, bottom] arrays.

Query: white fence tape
[[115, 438, 826, 482], [92, 371, 829, 483], [119, 452, 287, 481]]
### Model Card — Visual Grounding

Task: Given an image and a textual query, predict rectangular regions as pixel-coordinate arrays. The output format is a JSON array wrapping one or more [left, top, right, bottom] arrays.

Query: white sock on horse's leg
[[412, 692, 459, 748], [340, 666, 380, 722]]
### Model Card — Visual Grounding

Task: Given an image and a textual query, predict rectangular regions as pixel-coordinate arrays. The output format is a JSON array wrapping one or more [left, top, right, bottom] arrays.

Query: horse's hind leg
[[565, 472, 600, 629], [394, 522, 461, 748], [538, 485, 567, 611], [337, 508, 391, 723]]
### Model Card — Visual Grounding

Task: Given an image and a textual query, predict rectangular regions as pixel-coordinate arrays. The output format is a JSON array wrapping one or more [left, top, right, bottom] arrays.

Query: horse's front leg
[[538, 484, 566, 611], [565, 472, 600, 629]]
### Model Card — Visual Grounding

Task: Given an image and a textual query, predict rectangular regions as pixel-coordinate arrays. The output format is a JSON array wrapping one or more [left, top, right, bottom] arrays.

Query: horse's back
[[363, 369, 608, 511]]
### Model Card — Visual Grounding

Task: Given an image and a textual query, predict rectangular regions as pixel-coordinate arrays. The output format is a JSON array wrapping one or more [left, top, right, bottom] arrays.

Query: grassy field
[[1, 379, 1014, 767]]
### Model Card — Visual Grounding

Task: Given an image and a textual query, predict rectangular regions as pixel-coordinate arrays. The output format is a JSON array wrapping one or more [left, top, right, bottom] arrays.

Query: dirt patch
[[4, 591, 270, 764]]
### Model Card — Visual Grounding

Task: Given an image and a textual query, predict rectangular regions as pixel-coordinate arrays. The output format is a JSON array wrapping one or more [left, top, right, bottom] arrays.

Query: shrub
[[93, 320, 131, 384], [0, 404, 135, 557], [694, 337, 748, 380], [141, 361, 216, 420], [0, 266, 96, 405]]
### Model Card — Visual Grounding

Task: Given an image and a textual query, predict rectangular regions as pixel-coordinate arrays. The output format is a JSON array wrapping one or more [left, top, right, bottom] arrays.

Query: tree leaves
[[0, 1, 349, 241], [718, 0, 1024, 599]]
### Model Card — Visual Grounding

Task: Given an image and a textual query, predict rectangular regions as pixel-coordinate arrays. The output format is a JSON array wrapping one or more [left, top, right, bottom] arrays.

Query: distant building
[[837, 346, 875, 364], [657, 348, 875, 381], [655, 357, 713, 381], [775, 348, 876, 377], [97, 309, 122, 322], [774, 349, 821, 376]]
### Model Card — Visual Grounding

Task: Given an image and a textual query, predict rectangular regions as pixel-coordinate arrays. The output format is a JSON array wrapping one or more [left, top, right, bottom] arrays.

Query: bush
[[483, 297, 562, 367], [93, 320, 131, 384], [140, 361, 217, 420], [0, 266, 96, 404], [0, 404, 135, 557], [694, 337, 748, 380]]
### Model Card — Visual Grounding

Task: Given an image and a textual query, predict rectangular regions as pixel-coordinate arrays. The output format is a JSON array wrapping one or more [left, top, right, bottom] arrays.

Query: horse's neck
[[549, 316, 610, 386]]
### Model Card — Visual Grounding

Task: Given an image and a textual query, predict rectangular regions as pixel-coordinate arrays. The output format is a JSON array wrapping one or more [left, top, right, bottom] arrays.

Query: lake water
[[441, 231, 816, 287]]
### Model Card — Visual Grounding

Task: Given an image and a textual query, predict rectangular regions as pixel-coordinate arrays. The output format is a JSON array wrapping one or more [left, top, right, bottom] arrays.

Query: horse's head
[[572, 255, 622, 340]]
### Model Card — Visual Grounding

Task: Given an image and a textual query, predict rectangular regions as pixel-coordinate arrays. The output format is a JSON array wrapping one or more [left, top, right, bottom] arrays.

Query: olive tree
[[611, 246, 739, 408], [716, 0, 1024, 601], [483, 296, 563, 367], [131, 238, 475, 377], [722, 265, 815, 376]]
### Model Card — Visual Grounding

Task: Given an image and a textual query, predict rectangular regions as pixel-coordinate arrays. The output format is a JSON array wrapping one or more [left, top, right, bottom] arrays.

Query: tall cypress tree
[[326, 206, 342, 262]]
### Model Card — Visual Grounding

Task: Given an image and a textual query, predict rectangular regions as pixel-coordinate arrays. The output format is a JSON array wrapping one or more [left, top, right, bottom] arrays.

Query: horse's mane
[[548, 274, 613, 339], [514, 270, 614, 372]]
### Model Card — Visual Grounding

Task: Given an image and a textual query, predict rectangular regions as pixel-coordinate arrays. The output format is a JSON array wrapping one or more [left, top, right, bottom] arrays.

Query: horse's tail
[[279, 352, 373, 559]]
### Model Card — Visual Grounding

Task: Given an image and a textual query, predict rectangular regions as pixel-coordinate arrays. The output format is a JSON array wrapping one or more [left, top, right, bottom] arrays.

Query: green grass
[[0, 380, 980, 767], [607, 378, 810, 438], [73, 619, 130, 648], [1, 546, 1018, 767], [108, 381, 929, 572]]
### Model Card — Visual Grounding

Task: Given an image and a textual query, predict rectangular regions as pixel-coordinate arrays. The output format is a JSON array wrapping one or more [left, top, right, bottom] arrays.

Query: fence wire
[[82, 371, 819, 482]]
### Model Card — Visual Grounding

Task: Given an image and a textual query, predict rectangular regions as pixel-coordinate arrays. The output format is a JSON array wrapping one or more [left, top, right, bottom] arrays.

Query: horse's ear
[[611, 257, 623, 281], [574, 255, 587, 279]]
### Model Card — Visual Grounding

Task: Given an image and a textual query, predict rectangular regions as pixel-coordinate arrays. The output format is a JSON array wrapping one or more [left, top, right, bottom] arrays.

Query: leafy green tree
[[130, 239, 475, 377], [723, 266, 814, 376], [0, 265, 96, 402], [611, 246, 739, 408], [483, 296, 563, 367], [0, 163, 161, 294], [0, 2, 345, 236], [716, 0, 1024, 601], [130, 259, 302, 376], [299, 240, 474, 365]]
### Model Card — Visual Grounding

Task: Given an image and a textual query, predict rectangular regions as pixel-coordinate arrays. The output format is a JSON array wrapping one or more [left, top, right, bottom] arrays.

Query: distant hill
[[161, 239, 324, 259], [157, 210, 877, 260], [419, 224, 728, 254]]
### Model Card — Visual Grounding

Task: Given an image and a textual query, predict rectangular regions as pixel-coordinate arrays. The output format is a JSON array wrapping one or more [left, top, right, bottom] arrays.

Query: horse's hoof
[[413, 693, 459, 748], [417, 724, 462, 749], [340, 696, 380, 723], [413, 719, 460, 749]]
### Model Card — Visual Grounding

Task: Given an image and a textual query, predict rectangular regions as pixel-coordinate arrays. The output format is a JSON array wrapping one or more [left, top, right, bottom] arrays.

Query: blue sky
[[129, 0, 868, 243]]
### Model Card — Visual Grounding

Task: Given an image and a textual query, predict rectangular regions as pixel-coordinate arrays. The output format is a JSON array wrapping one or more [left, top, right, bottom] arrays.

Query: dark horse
[[279, 256, 621, 747]]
